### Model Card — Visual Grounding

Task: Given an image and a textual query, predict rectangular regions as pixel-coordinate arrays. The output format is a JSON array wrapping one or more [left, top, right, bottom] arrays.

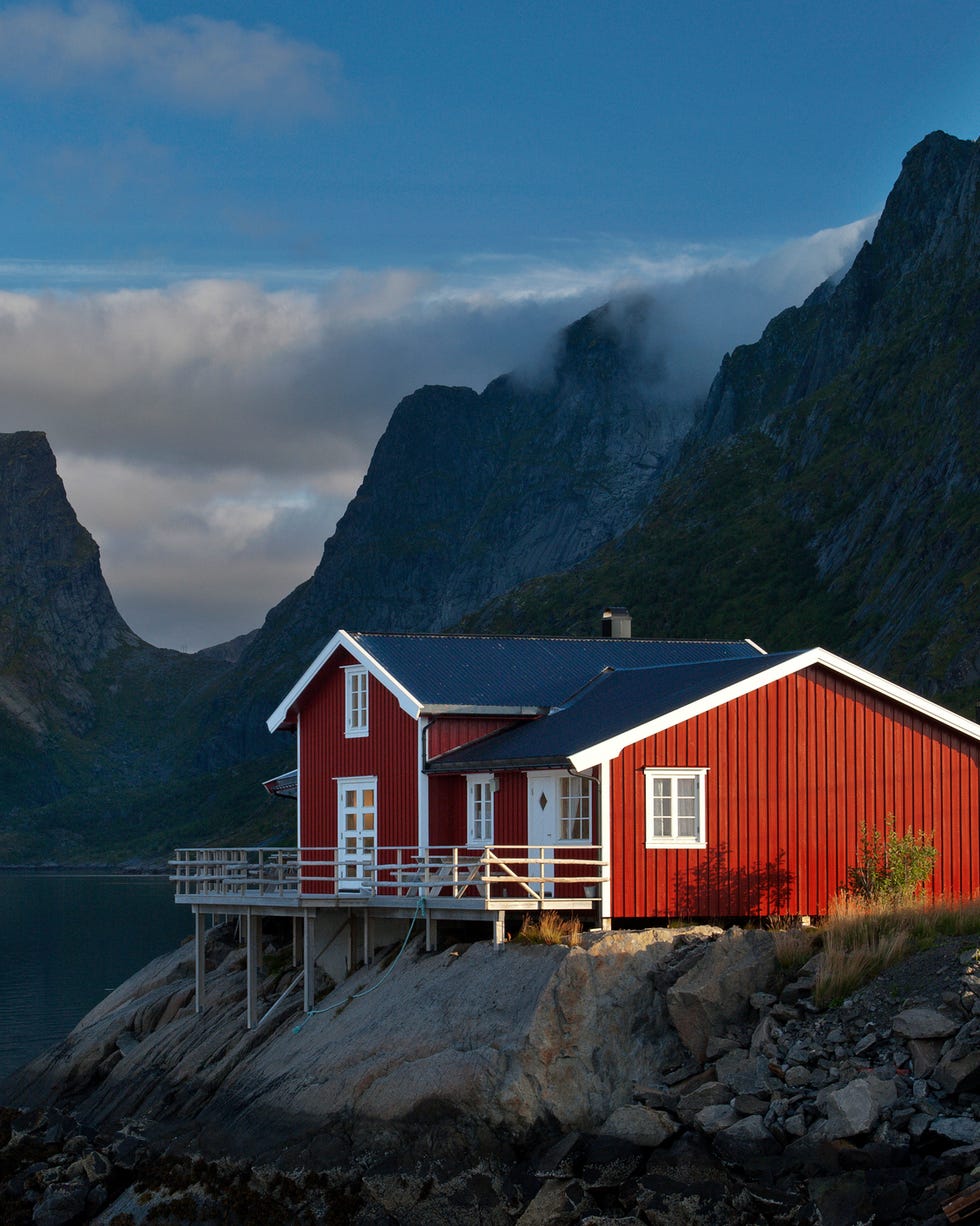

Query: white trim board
[[267, 629, 423, 732], [569, 647, 980, 771]]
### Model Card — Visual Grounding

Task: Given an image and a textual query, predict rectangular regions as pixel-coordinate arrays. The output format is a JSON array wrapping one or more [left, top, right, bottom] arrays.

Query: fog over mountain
[[0, 221, 873, 650]]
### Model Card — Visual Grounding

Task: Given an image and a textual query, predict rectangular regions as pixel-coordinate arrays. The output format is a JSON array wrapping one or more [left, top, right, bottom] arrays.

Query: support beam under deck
[[245, 911, 261, 1030]]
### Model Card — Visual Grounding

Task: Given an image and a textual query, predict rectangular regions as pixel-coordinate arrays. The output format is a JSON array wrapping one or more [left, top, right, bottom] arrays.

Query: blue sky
[[0, 1, 976, 648]]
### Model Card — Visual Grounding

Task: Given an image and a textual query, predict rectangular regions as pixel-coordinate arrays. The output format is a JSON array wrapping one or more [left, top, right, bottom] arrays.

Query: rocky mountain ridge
[[465, 132, 980, 709]]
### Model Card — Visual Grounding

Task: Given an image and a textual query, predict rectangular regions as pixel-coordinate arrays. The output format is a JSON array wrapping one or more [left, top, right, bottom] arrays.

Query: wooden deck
[[172, 845, 608, 1029], [171, 844, 606, 912]]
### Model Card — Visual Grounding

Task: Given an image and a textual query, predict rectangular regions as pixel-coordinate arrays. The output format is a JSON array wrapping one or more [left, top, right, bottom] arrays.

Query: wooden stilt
[[303, 911, 316, 1013], [194, 908, 206, 1014], [363, 912, 372, 966], [246, 911, 261, 1030], [292, 917, 302, 968], [493, 913, 506, 949], [425, 908, 436, 952]]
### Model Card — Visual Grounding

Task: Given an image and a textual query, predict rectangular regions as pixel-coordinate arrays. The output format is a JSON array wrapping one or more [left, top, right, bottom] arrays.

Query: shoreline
[[0, 863, 169, 875]]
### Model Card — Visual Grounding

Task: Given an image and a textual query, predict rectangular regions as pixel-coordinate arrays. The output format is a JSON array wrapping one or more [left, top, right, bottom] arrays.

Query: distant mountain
[[4, 130, 977, 862], [464, 132, 980, 711], [0, 433, 284, 860]]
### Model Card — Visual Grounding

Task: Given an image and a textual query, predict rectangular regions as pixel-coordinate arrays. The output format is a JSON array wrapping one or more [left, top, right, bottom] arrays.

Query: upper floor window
[[644, 768, 707, 848], [345, 666, 369, 737], [467, 774, 495, 845], [559, 774, 592, 841]]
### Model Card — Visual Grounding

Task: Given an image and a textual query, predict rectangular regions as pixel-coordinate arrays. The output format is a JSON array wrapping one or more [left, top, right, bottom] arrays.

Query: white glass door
[[337, 777, 376, 892]]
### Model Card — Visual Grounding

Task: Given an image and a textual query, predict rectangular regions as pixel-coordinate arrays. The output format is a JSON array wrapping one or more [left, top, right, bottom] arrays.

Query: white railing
[[171, 845, 606, 906]]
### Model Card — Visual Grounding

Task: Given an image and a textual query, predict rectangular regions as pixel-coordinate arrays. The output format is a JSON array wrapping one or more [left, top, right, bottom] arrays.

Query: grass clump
[[812, 895, 980, 1007], [512, 913, 582, 947]]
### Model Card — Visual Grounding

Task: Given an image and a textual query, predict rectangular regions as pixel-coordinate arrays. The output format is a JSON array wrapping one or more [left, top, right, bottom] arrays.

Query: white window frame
[[644, 768, 708, 849], [344, 665, 369, 738], [558, 773, 593, 842], [467, 773, 495, 846]]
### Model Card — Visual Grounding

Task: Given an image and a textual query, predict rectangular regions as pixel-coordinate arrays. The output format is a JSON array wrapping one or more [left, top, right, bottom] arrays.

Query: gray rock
[[908, 1037, 943, 1078], [599, 1106, 678, 1149], [714, 1050, 778, 1096], [807, 1172, 874, 1226], [732, 1091, 770, 1114], [930, 1116, 980, 1144], [694, 1104, 741, 1135], [32, 1181, 89, 1226], [676, 1081, 731, 1123], [784, 1065, 811, 1088], [712, 1114, 781, 1163], [934, 1050, 980, 1096], [892, 1007, 959, 1040], [823, 1077, 898, 1139]]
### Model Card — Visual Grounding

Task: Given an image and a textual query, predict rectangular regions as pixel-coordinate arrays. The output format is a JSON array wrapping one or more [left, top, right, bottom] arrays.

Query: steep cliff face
[[0, 432, 138, 742], [0, 432, 239, 844], [468, 132, 980, 708]]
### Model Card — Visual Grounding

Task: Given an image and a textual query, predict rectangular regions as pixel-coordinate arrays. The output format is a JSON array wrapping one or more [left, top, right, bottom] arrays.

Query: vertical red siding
[[427, 716, 527, 758], [298, 650, 418, 853], [611, 665, 980, 920]]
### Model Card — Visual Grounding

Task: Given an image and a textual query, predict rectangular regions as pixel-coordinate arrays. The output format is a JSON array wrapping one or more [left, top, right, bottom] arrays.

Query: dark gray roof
[[426, 651, 807, 770], [353, 632, 765, 710]]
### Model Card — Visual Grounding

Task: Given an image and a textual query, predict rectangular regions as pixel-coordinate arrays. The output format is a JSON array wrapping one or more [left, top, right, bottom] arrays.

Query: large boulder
[[666, 928, 777, 1063]]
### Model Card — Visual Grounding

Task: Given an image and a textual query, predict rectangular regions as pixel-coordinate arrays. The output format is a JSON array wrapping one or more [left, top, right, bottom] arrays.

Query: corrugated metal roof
[[352, 632, 765, 710], [426, 651, 807, 771]]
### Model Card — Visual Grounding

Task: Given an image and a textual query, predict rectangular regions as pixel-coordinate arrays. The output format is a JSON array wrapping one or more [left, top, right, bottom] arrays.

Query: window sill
[[645, 840, 707, 851]]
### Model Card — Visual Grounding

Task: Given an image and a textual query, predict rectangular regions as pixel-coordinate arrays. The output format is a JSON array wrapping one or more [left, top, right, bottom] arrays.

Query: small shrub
[[846, 815, 937, 905]]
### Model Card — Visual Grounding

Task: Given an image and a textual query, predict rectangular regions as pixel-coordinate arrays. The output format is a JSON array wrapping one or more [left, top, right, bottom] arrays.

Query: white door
[[337, 777, 376, 892], [527, 773, 558, 897]]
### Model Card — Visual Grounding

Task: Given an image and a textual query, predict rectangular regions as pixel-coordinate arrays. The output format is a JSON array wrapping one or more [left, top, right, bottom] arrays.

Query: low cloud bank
[[0, 216, 877, 650]]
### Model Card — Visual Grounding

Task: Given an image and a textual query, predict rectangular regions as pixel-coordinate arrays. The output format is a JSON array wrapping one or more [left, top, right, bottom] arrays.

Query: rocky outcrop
[[7, 923, 980, 1222]]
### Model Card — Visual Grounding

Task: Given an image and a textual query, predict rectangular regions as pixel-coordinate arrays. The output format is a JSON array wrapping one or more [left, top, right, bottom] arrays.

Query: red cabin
[[174, 622, 980, 1026]]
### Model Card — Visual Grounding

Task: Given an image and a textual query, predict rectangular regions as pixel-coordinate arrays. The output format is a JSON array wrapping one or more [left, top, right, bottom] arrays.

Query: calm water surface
[[0, 874, 191, 1083]]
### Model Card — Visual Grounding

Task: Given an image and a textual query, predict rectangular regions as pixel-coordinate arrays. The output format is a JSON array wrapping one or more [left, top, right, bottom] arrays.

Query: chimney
[[601, 607, 632, 639]]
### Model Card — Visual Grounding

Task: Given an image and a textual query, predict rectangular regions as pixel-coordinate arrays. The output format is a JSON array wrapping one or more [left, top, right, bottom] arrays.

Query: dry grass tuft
[[811, 895, 980, 1007], [512, 912, 583, 947]]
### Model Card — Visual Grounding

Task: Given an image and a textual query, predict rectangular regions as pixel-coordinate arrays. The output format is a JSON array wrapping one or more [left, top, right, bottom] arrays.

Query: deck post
[[194, 907, 206, 1013], [492, 912, 505, 949], [363, 912, 372, 966], [292, 917, 302, 968], [303, 910, 316, 1012], [425, 908, 436, 952], [245, 910, 261, 1030]]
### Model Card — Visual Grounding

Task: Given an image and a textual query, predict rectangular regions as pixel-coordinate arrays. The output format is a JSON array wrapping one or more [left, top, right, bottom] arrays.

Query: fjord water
[[0, 874, 191, 1083]]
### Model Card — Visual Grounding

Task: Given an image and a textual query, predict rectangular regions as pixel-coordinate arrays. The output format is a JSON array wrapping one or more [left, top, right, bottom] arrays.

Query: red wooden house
[[173, 617, 980, 1025]]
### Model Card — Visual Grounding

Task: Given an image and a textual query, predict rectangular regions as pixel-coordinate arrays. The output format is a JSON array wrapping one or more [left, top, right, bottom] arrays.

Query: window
[[559, 774, 592, 841], [644, 768, 707, 848], [467, 774, 495, 845], [345, 666, 368, 737]]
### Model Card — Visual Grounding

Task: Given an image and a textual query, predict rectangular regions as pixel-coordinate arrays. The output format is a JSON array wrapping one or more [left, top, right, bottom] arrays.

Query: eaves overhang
[[426, 754, 572, 774], [420, 704, 548, 717], [567, 646, 980, 771]]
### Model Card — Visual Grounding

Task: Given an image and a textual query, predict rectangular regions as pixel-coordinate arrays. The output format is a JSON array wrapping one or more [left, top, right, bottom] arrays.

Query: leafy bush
[[846, 815, 937, 904]]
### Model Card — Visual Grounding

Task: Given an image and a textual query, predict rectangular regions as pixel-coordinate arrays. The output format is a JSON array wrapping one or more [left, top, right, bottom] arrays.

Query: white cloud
[[0, 1, 340, 118], [0, 215, 877, 650]]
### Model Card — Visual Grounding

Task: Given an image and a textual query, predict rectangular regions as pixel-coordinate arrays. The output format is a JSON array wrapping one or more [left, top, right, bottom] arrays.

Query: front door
[[337, 777, 376, 892], [527, 772, 558, 897]]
